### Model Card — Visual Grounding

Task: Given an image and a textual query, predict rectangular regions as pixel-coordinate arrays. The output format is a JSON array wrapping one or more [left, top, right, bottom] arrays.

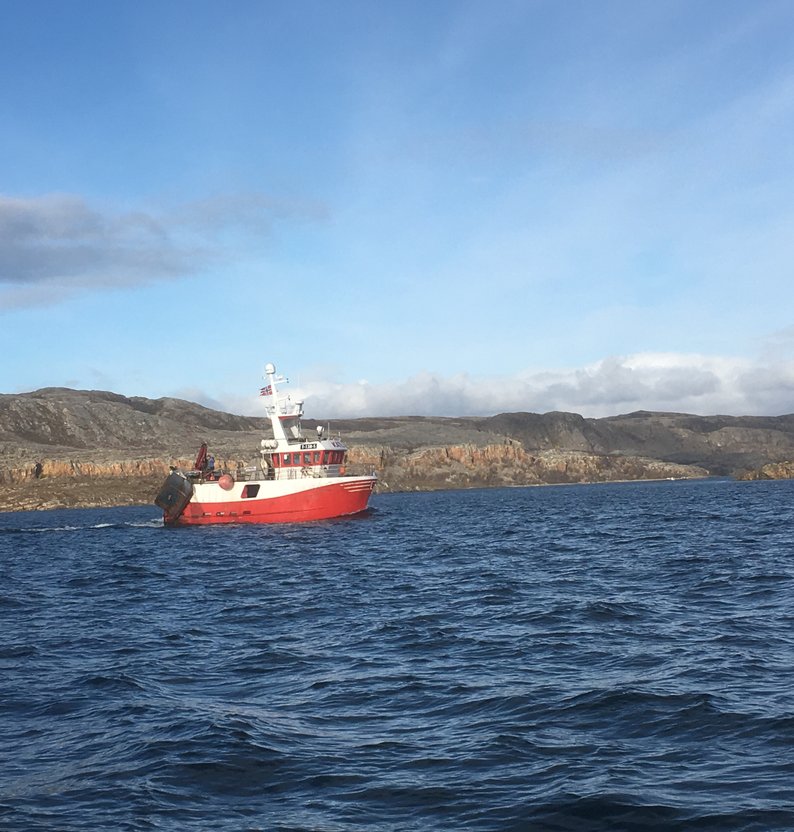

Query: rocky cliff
[[349, 444, 707, 492], [1, 387, 792, 511], [735, 461, 794, 481]]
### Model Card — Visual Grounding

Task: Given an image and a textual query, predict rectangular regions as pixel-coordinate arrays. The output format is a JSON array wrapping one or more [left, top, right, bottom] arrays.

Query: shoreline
[[0, 473, 725, 515]]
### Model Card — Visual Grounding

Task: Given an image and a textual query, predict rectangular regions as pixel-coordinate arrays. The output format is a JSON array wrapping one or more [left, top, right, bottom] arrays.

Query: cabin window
[[282, 454, 290, 465], [242, 484, 260, 498], [292, 453, 301, 465], [313, 451, 321, 464], [303, 452, 312, 465]]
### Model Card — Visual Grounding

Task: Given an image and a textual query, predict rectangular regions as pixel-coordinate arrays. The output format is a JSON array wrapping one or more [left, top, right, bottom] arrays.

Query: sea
[[1, 478, 793, 831]]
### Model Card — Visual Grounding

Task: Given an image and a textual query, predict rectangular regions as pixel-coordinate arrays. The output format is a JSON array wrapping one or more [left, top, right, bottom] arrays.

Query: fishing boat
[[154, 363, 377, 525]]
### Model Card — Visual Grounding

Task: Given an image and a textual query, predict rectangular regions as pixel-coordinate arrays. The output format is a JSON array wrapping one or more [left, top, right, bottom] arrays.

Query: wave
[[2, 480, 794, 831], [0, 519, 162, 534]]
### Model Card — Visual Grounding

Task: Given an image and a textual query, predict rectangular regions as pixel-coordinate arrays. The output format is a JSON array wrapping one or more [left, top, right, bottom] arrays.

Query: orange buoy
[[218, 473, 235, 490]]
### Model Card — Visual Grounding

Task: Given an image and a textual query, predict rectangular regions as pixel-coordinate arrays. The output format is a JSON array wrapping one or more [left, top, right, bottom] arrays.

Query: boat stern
[[154, 470, 194, 525]]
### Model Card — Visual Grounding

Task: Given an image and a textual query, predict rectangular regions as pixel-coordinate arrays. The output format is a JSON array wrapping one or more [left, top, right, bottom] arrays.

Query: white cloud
[[217, 353, 794, 419]]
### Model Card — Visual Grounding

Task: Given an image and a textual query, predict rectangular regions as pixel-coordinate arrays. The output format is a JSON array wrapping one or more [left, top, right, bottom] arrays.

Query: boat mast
[[263, 362, 303, 444]]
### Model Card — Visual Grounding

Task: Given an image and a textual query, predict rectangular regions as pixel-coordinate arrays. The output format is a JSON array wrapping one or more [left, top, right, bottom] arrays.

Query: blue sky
[[2, 0, 794, 418]]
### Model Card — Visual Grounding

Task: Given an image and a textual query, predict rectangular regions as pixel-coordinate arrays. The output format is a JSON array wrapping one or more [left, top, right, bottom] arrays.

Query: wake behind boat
[[154, 363, 376, 525]]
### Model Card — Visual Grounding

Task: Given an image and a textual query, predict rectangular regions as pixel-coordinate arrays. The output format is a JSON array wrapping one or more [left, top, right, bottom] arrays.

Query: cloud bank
[[221, 353, 794, 420]]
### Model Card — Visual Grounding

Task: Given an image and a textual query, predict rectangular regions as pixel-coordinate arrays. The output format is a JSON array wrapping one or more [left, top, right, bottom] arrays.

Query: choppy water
[[1, 478, 793, 831]]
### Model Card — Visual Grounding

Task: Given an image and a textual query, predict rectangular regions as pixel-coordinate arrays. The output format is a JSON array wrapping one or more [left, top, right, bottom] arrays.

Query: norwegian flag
[[259, 384, 272, 397]]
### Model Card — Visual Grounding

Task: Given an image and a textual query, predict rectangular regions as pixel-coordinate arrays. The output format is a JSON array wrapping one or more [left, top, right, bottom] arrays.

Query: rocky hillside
[[0, 387, 261, 453], [1, 387, 793, 510], [476, 410, 794, 474]]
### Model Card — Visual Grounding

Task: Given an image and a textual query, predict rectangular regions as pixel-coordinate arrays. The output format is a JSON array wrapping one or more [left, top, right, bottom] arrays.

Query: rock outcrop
[[735, 461, 794, 481], [347, 444, 706, 491]]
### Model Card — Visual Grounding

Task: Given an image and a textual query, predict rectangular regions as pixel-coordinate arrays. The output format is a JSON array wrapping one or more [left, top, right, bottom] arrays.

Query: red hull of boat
[[166, 478, 375, 526]]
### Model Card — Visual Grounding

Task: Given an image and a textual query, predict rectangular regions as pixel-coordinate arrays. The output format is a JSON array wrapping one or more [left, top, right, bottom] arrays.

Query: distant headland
[[1, 388, 793, 512]]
